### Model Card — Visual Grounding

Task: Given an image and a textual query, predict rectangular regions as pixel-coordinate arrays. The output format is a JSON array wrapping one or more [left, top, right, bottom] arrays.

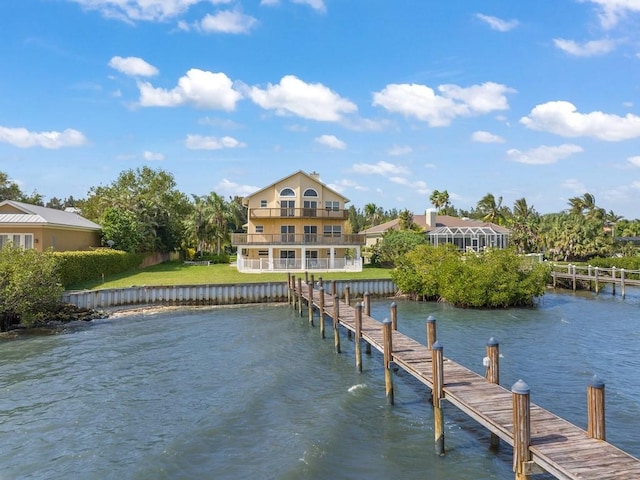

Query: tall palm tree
[[476, 193, 507, 225], [429, 189, 451, 213]]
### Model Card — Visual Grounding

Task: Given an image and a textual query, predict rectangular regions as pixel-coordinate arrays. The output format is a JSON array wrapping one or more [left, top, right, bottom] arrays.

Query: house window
[[303, 188, 318, 197], [281, 225, 295, 243], [325, 201, 340, 211], [255, 225, 264, 233], [280, 200, 295, 217], [323, 225, 341, 237], [0, 233, 34, 249], [260, 200, 267, 208], [304, 225, 318, 243], [303, 200, 317, 217], [280, 188, 295, 197]]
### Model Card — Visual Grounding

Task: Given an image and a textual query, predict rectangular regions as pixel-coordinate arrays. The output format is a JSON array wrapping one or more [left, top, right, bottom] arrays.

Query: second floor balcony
[[249, 207, 348, 220], [232, 233, 365, 246]]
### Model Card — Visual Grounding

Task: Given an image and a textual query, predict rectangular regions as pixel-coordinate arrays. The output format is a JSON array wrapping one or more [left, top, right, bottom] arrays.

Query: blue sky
[[1, 0, 640, 217]]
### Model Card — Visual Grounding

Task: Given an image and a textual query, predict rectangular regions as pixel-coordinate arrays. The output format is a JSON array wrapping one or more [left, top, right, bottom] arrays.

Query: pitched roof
[[0, 200, 101, 230], [242, 170, 350, 204], [359, 214, 509, 235]]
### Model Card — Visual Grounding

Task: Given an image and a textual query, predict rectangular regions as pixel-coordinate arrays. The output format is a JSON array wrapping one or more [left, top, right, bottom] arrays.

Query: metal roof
[[0, 200, 101, 230]]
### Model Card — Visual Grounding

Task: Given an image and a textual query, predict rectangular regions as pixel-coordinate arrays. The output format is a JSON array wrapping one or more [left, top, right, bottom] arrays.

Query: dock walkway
[[294, 279, 640, 480]]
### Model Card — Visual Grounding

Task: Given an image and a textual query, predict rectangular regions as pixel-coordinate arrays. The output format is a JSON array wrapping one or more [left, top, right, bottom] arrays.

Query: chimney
[[426, 208, 437, 228], [309, 171, 320, 180]]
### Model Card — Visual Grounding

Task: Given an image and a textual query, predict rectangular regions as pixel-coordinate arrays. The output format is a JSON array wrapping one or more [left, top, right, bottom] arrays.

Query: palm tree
[[476, 193, 507, 225], [429, 189, 451, 213], [605, 210, 624, 238]]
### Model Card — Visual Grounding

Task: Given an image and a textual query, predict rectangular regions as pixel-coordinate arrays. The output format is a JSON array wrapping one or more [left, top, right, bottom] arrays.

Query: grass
[[68, 261, 393, 291]]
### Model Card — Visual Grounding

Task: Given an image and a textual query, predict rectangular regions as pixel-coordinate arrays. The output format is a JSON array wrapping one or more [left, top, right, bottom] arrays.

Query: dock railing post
[[512, 379, 531, 480], [305, 271, 309, 283], [318, 276, 323, 288], [333, 294, 340, 354], [426, 315, 437, 350], [287, 273, 292, 305], [595, 267, 599, 294], [382, 319, 394, 405], [297, 277, 303, 316], [355, 302, 363, 372], [318, 287, 325, 339], [587, 376, 606, 441], [621, 268, 626, 298], [344, 285, 351, 306], [432, 340, 444, 455], [331, 280, 336, 297], [390, 302, 397, 330], [571, 264, 577, 291], [308, 281, 314, 326], [485, 337, 500, 448], [364, 292, 371, 354], [612, 267, 616, 295]]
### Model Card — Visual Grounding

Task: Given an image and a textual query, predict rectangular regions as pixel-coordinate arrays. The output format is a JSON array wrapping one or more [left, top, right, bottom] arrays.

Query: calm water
[[1, 290, 639, 480]]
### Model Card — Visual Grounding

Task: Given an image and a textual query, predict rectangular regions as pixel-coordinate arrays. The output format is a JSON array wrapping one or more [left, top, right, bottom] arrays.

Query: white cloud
[[475, 13, 519, 32], [352, 160, 410, 176], [70, 0, 208, 22], [628, 155, 640, 166], [553, 38, 616, 56], [328, 178, 367, 193], [471, 130, 505, 143], [247, 75, 357, 121], [562, 178, 587, 193], [507, 144, 583, 165], [261, 0, 280, 5], [387, 145, 413, 156], [198, 10, 258, 34], [0, 126, 87, 149], [109, 56, 158, 76], [373, 81, 514, 127], [315, 134, 346, 149], [143, 150, 164, 161], [138, 68, 242, 110], [389, 176, 429, 194], [215, 178, 258, 196], [584, 0, 640, 29], [520, 101, 640, 141], [291, 0, 326, 12], [185, 134, 246, 149]]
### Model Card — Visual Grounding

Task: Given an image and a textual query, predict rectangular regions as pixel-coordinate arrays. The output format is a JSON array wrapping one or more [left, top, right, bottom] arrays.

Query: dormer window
[[303, 188, 318, 197], [280, 188, 295, 197]]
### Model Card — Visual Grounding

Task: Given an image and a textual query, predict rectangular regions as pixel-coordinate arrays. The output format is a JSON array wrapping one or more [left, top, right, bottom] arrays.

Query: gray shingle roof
[[0, 200, 101, 230]]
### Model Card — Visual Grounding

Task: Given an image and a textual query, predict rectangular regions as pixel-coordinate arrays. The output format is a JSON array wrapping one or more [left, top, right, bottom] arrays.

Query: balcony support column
[[301, 246, 306, 270], [330, 247, 335, 269], [268, 247, 273, 271]]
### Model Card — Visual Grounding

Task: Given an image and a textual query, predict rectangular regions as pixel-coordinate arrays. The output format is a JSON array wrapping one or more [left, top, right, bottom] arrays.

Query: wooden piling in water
[[612, 267, 616, 295], [485, 337, 500, 448], [344, 285, 351, 306], [512, 379, 531, 480], [318, 286, 325, 339], [364, 292, 372, 354], [333, 294, 340, 354], [390, 302, 397, 330], [355, 302, 363, 372], [297, 277, 303, 316], [595, 267, 600, 294], [426, 315, 437, 350], [621, 269, 626, 298], [308, 281, 314, 326], [587, 376, 606, 441], [432, 340, 444, 455], [287, 273, 292, 305], [382, 318, 394, 405], [331, 280, 336, 297], [317, 276, 323, 288]]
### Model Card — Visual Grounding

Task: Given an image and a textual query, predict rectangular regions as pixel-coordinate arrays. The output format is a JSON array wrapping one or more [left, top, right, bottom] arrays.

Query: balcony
[[249, 207, 348, 220], [231, 233, 365, 246]]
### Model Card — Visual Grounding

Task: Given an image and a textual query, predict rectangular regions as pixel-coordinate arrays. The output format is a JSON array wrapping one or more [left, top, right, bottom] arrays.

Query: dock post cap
[[382, 318, 392, 326], [426, 315, 436, 323], [486, 337, 499, 346], [432, 340, 443, 351], [589, 375, 605, 388], [511, 379, 530, 394], [390, 301, 397, 307], [355, 301, 363, 308]]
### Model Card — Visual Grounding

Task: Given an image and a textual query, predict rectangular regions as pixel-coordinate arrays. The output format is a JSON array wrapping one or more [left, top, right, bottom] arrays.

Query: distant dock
[[551, 264, 640, 297]]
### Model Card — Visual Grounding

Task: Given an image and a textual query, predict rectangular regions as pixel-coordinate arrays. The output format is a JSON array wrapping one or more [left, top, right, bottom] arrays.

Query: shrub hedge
[[53, 249, 144, 288]]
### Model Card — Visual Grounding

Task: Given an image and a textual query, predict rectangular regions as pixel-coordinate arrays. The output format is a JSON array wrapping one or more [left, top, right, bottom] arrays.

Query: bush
[[0, 247, 64, 329], [53, 249, 144, 288], [392, 245, 550, 308]]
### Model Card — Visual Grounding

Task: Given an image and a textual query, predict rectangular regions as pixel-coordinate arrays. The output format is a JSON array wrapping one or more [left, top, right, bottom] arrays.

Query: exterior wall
[[0, 225, 101, 252]]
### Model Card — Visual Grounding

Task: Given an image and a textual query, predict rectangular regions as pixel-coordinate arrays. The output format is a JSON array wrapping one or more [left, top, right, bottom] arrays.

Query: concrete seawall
[[63, 279, 398, 309]]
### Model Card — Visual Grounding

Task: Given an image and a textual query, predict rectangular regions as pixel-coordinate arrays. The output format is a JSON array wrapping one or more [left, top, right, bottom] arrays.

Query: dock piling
[[485, 337, 500, 448], [318, 286, 325, 338], [426, 315, 437, 350], [355, 302, 363, 372], [333, 294, 340, 354], [297, 277, 303, 316], [364, 291, 372, 354], [308, 281, 314, 326], [382, 318, 394, 405], [390, 302, 397, 330], [432, 340, 444, 455], [512, 379, 531, 480], [587, 376, 606, 441]]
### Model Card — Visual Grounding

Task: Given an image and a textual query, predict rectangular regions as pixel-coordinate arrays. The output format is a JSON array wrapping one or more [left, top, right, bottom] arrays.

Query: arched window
[[280, 188, 295, 197], [303, 188, 318, 197]]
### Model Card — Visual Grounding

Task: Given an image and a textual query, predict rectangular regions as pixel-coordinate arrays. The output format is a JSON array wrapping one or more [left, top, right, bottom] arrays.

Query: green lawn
[[69, 261, 393, 291]]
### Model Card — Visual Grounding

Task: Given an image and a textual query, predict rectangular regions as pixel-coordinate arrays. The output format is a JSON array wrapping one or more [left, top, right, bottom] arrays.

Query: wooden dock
[[552, 264, 640, 297], [290, 276, 640, 480]]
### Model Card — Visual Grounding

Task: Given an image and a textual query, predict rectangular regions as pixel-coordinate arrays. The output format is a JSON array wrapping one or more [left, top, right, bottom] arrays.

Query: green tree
[[476, 193, 509, 225], [100, 207, 144, 253], [0, 246, 63, 330], [509, 198, 540, 254], [429, 189, 451, 213], [371, 229, 428, 266], [398, 209, 419, 230], [83, 167, 191, 253]]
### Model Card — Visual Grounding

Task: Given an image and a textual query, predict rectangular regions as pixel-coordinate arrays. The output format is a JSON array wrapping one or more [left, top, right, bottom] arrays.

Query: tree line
[[2, 169, 639, 261]]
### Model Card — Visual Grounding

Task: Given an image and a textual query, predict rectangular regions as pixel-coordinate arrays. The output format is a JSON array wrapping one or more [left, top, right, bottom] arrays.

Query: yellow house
[[0, 200, 101, 252], [231, 170, 364, 272]]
